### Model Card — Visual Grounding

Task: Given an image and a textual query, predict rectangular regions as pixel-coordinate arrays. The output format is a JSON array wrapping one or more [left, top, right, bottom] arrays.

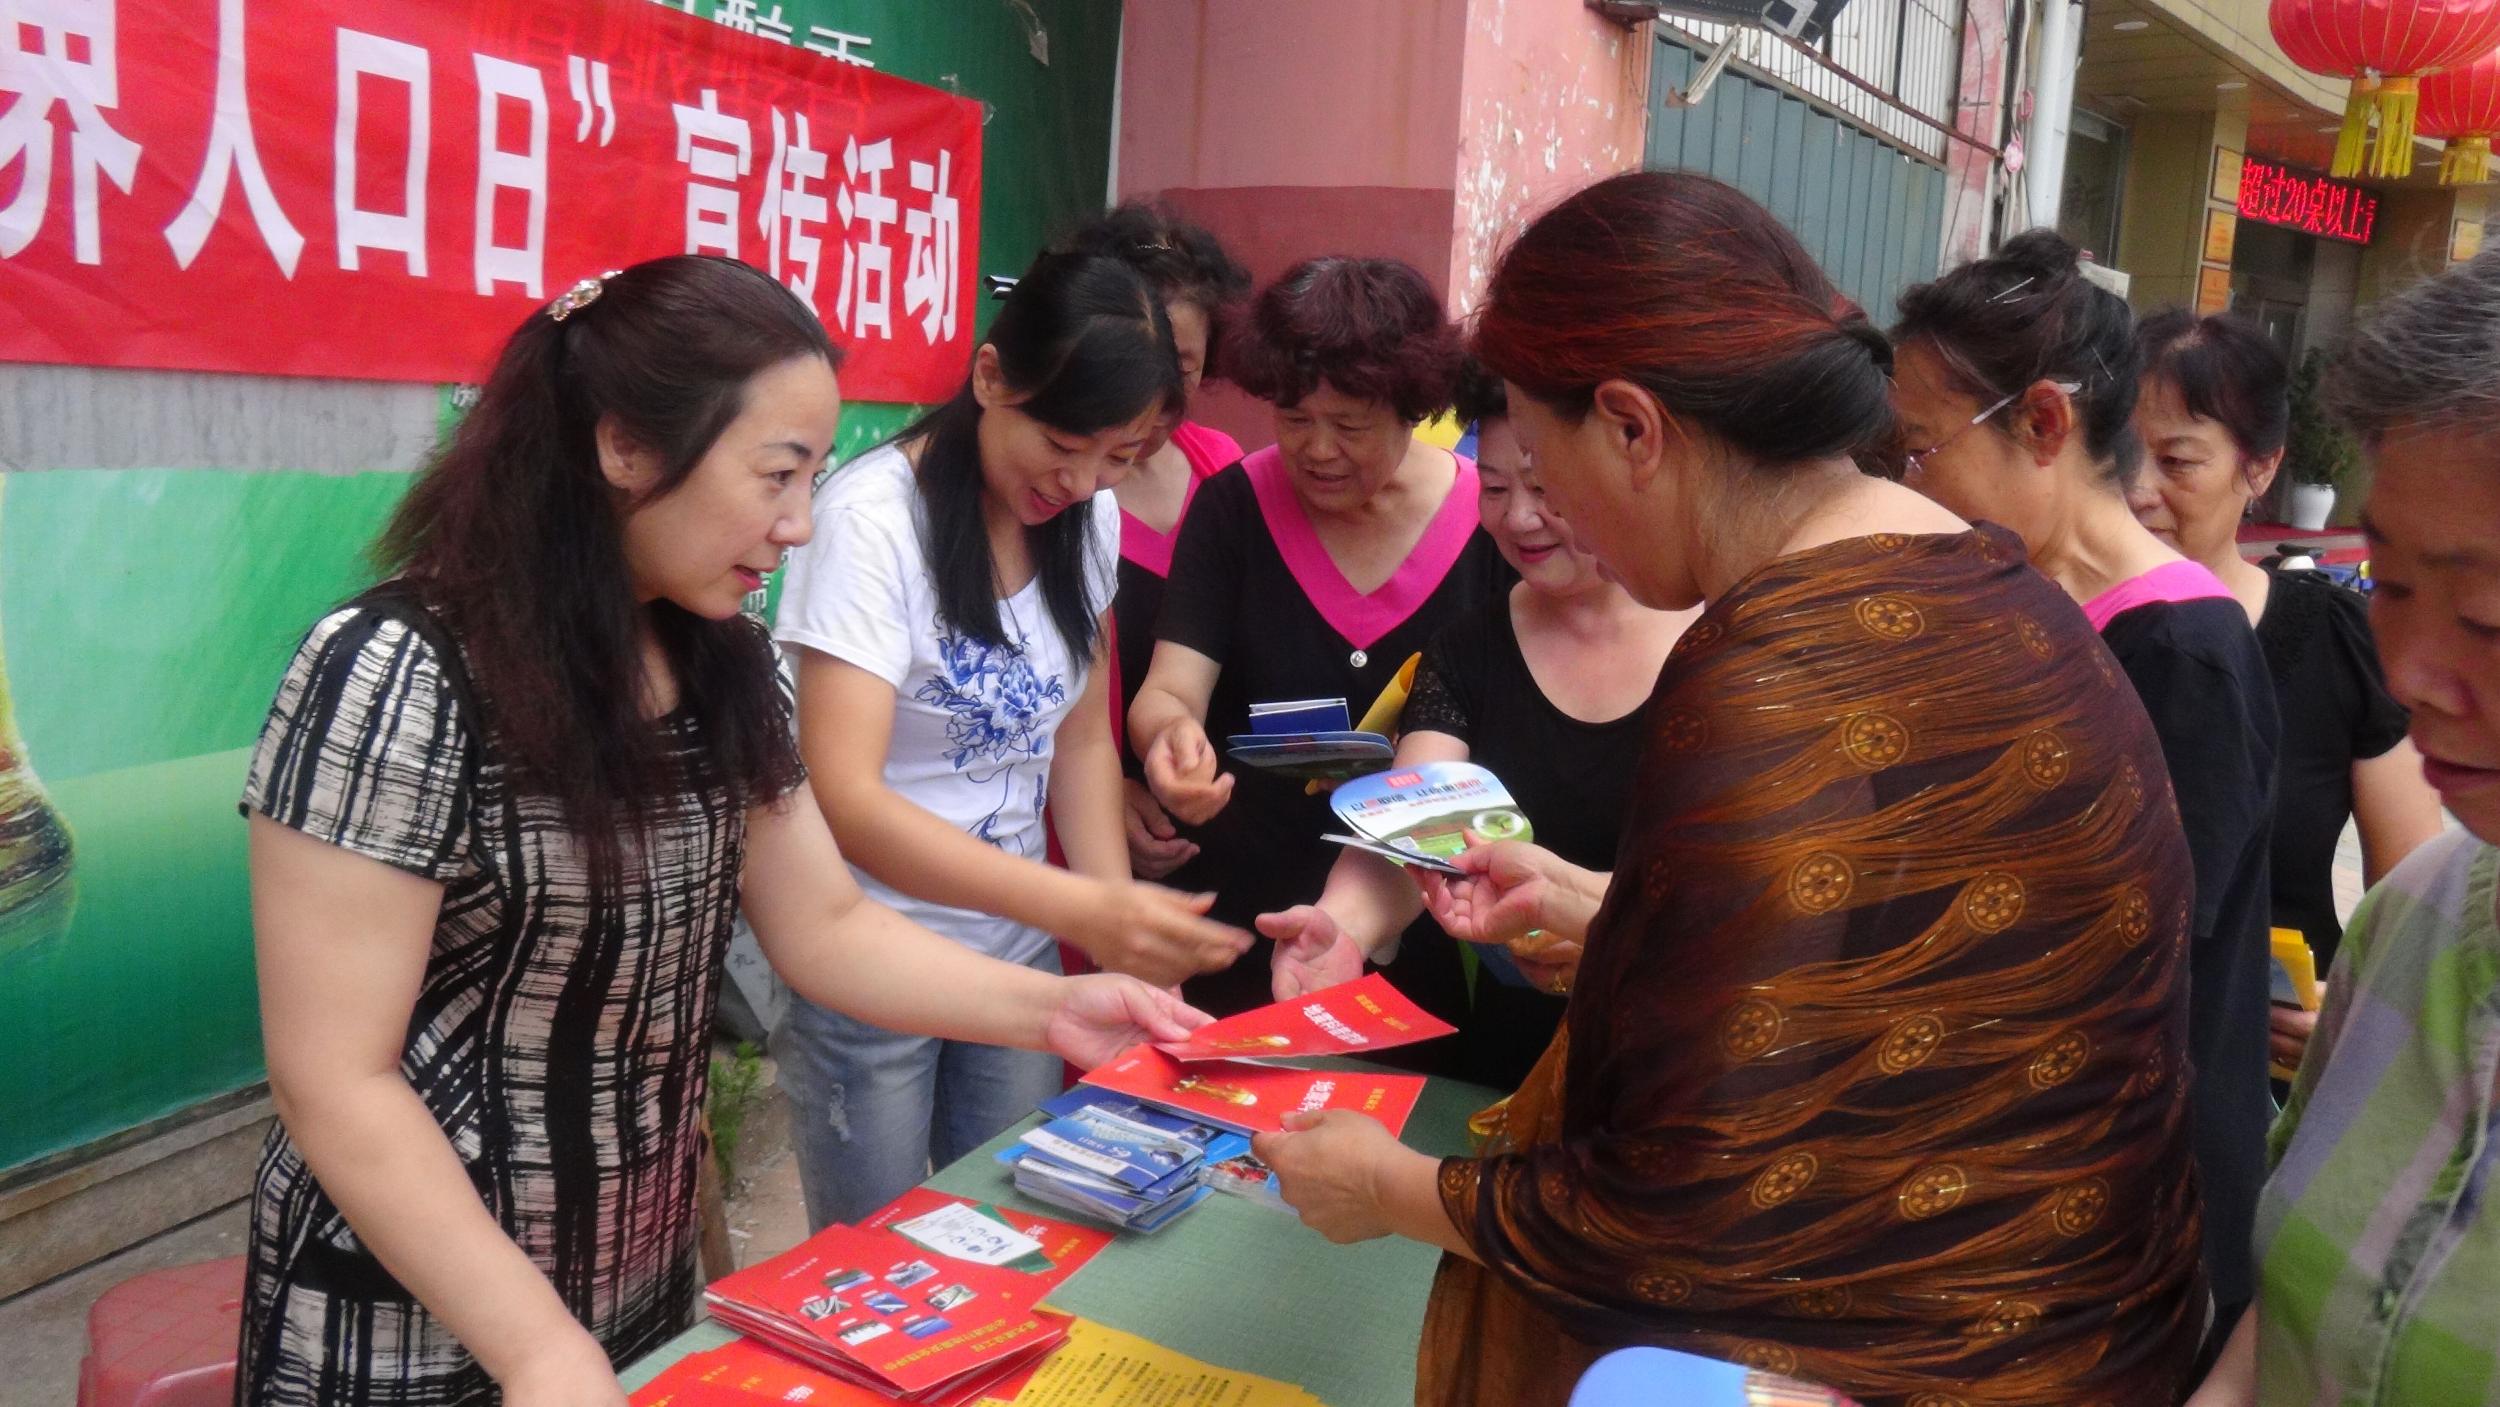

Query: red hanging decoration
[[2270, 0, 2500, 177], [2420, 47, 2500, 182]]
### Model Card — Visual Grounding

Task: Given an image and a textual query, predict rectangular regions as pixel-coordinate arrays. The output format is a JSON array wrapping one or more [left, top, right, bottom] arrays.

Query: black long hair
[[899, 251, 1180, 660], [377, 255, 827, 874]]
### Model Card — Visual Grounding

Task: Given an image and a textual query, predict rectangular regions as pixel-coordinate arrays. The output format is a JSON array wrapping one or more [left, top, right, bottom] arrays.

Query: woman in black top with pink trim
[[1891, 231, 2279, 1330], [1128, 257, 1507, 1017], [1053, 203, 1254, 883], [1258, 369, 1695, 1087], [2125, 309, 2445, 1071]]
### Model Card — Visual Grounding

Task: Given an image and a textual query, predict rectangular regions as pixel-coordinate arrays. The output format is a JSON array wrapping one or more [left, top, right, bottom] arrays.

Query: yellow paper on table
[[976, 1317, 1326, 1407]]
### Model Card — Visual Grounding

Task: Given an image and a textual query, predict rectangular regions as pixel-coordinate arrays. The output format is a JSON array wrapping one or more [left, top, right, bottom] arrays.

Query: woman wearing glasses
[[1891, 231, 2280, 1332]]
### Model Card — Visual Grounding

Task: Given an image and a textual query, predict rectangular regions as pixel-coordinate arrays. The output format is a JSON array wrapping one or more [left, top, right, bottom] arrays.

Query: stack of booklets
[[650, 1191, 1114, 1405], [1001, 975, 1452, 1229], [1223, 697, 1394, 780], [699, 1219, 1074, 1404], [997, 1087, 1225, 1233]]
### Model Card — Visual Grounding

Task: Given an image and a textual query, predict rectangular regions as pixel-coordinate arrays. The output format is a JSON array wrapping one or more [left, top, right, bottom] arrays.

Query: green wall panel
[[1645, 31, 1947, 320]]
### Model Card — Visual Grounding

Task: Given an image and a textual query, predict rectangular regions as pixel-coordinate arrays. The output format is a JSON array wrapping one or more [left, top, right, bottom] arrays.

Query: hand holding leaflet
[[1155, 971, 1453, 1062]]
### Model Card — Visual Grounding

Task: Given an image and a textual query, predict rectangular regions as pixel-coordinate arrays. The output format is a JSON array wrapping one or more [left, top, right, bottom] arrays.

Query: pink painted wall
[[1448, 2, 1652, 313], [1115, 0, 1649, 443], [1116, 0, 1469, 447], [1116, 0, 1469, 195]]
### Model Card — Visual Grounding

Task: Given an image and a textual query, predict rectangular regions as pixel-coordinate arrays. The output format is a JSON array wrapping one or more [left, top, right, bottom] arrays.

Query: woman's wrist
[[482, 1312, 610, 1389], [1035, 868, 1112, 952], [1013, 969, 1073, 1054], [1553, 864, 1607, 940]]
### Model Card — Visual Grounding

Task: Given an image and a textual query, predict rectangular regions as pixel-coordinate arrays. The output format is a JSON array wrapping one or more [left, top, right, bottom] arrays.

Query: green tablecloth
[[621, 1067, 1497, 1407]]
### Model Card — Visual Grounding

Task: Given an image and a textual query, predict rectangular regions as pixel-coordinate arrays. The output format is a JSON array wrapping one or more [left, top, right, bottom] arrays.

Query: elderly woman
[[2126, 310, 2445, 1070], [1258, 363, 1696, 1089], [1127, 257, 1507, 1016], [1255, 172, 2207, 1406], [2186, 250, 2500, 1406]]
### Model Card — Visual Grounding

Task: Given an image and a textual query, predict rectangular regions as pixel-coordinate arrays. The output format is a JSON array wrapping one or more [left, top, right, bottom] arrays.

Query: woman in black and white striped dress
[[236, 256, 1204, 1407]]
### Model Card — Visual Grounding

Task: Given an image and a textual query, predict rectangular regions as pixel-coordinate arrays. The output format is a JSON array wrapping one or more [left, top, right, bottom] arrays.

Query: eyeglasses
[[1900, 381, 2083, 479]]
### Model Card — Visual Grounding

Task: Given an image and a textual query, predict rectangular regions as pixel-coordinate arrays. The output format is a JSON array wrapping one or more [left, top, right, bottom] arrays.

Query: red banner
[[0, 0, 983, 401]]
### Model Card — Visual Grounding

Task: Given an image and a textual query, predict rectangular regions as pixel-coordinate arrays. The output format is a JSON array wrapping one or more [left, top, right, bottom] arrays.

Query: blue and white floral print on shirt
[[772, 444, 1118, 962], [917, 631, 1068, 844]]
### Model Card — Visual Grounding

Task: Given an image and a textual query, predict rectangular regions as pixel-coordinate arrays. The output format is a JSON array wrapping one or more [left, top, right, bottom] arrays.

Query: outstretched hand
[[1252, 1109, 1402, 1244], [1259, 905, 1369, 1001], [1416, 840, 1561, 949], [1043, 974, 1212, 1070]]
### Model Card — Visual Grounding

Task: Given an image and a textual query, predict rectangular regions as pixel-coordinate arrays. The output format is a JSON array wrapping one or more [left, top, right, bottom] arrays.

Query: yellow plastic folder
[[2270, 926, 2319, 1082], [976, 1317, 1325, 1407]]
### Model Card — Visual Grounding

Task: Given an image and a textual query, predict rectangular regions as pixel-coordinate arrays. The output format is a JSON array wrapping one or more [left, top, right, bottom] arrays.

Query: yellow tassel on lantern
[[2371, 75, 2422, 178], [2333, 74, 2380, 177], [2442, 133, 2494, 184]]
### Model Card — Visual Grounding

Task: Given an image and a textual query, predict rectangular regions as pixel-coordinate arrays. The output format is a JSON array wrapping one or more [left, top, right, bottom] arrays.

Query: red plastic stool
[[76, 1255, 244, 1407]]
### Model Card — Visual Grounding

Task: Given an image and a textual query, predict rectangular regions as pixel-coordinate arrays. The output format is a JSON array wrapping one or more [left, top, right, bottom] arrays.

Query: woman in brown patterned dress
[[1252, 173, 2208, 1406]]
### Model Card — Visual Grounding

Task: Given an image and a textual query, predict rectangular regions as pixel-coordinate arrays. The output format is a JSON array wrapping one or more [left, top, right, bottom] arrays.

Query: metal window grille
[[1663, 0, 1966, 161]]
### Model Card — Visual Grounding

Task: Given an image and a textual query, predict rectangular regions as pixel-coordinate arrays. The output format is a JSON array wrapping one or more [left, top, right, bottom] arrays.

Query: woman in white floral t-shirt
[[774, 252, 1250, 1227]]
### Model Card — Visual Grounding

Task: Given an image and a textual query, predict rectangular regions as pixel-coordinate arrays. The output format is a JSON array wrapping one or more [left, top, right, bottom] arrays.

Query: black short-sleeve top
[[1396, 589, 1656, 1087], [2092, 569, 2280, 1315], [1153, 447, 1508, 1012], [2255, 567, 2412, 970], [1109, 420, 1241, 771]]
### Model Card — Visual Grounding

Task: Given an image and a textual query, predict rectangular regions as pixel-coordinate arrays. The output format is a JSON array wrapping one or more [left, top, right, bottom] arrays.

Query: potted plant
[[2283, 347, 2359, 530]]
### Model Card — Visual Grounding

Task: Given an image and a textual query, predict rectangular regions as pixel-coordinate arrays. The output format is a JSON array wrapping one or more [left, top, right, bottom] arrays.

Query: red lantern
[[2271, 0, 2500, 177], [2421, 47, 2500, 182]]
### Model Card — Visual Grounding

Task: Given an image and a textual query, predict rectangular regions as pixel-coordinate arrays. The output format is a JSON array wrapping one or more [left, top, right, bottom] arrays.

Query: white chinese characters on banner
[[672, 87, 752, 258], [901, 150, 957, 343], [833, 135, 895, 340], [163, 0, 304, 274], [758, 109, 827, 302], [0, 0, 143, 265], [334, 29, 431, 276], [472, 54, 549, 297], [6, 0, 961, 364]]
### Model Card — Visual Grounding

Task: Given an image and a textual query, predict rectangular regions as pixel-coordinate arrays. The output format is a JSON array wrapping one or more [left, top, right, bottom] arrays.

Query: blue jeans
[[772, 946, 1065, 1230]]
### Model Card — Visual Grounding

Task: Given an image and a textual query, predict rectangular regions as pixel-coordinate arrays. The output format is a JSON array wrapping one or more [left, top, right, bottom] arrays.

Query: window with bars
[[1662, 0, 1968, 162]]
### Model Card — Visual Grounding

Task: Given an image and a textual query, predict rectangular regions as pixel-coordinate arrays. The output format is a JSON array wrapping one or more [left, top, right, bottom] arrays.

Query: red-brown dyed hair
[[1226, 257, 1465, 424], [1473, 171, 1895, 469]]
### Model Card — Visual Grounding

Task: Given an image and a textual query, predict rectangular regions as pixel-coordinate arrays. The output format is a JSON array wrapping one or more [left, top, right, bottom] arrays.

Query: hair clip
[[985, 274, 1019, 301], [1986, 274, 2037, 305], [548, 269, 622, 322], [1134, 235, 1174, 253]]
